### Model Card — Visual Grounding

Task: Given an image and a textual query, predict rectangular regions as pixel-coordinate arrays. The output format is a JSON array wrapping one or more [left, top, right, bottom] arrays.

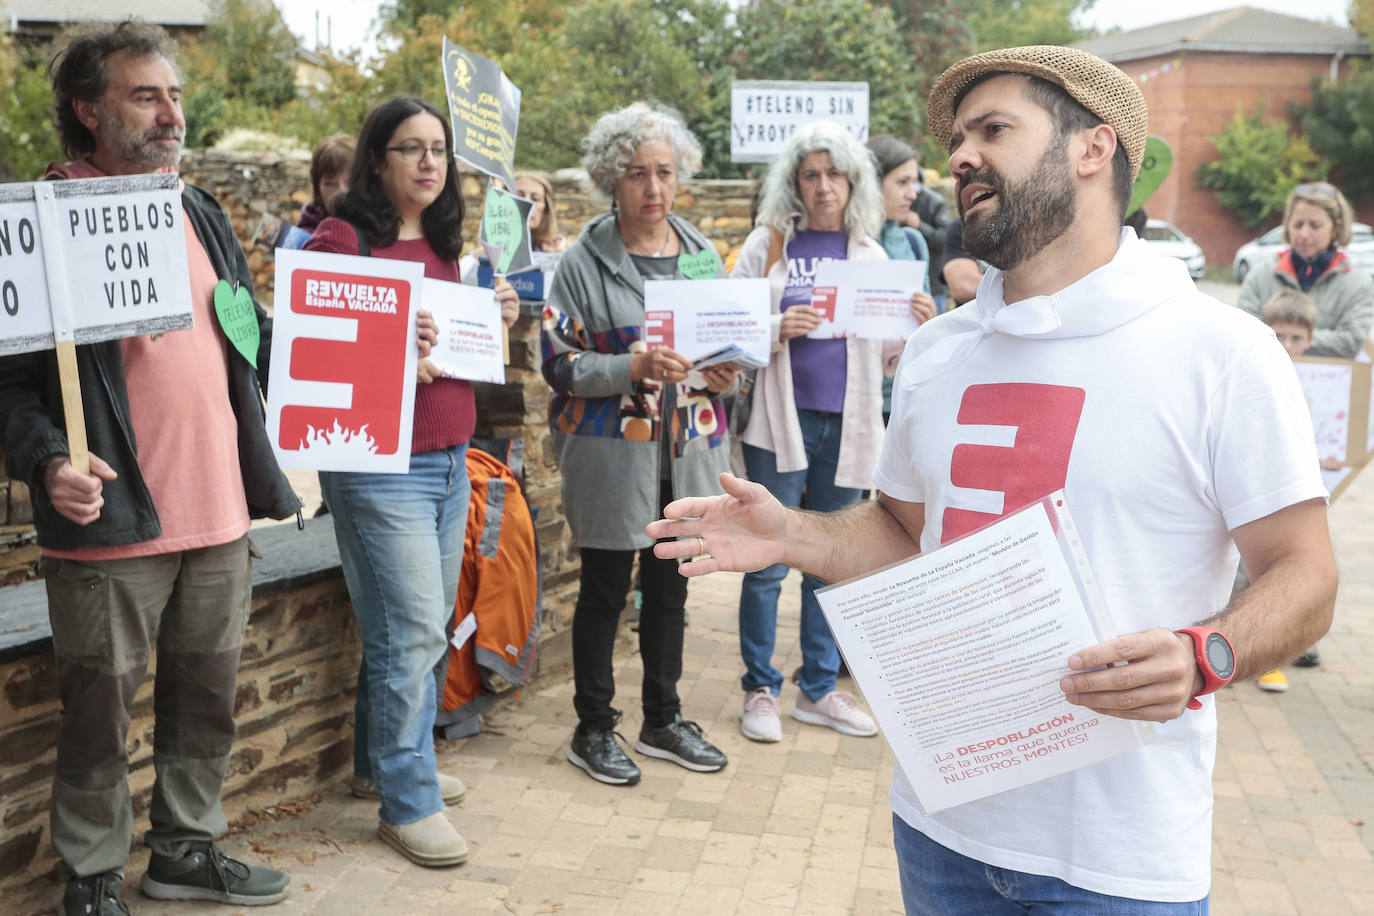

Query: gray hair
[[756, 121, 883, 240], [581, 102, 703, 196]]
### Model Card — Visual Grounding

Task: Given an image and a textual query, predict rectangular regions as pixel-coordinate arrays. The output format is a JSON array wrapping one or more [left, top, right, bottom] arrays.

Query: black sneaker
[[140, 842, 289, 906], [568, 725, 642, 785], [62, 871, 130, 915], [1294, 649, 1320, 668], [635, 714, 728, 772]]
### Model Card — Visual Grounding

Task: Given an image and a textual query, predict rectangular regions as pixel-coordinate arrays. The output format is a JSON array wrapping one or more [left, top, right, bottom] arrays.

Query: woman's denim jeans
[[739, 410, 861, 702], [320, 443, 469, 826]]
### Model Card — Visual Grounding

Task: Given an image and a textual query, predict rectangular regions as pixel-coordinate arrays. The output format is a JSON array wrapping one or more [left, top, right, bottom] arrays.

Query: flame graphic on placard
[[297, 419, 379, 455]]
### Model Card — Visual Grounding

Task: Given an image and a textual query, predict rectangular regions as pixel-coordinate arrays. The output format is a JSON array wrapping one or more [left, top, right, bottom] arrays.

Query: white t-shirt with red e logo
[[874, 234, 1326, 902]]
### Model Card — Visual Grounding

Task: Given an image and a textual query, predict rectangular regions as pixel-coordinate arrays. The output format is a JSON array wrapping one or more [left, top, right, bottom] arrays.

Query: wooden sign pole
[[33, 183, 89, 475]]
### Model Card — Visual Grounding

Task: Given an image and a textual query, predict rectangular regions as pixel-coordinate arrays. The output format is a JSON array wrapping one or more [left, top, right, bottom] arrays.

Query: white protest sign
[[425, 278, 506, 384], [730, 80, 869, 163], [812, 259, 925, 340], [0, 174, 192, 357], [816, 494, 1151, 813], [267, 248, 423, 474], [643, 278, 771, 364]]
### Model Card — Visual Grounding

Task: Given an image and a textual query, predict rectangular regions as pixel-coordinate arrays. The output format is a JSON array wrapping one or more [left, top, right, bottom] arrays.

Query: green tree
[[1291, 67, 1374, 202], [178, 0, 300, 145], [0, 39, 63, 180], [954, 0, 1097, 50], [1194, 105, 1324, 227]]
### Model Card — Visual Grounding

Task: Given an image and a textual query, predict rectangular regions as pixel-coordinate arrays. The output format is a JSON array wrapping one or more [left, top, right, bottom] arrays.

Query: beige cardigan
[[730, 223, 903, 490]]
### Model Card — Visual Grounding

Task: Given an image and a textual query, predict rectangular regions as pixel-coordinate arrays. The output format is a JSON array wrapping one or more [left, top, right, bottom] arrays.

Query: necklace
[[621, 221, 673, 257]]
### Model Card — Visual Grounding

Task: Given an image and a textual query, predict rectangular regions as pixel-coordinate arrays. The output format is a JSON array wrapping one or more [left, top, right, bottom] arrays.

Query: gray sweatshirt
[[541, 211, 733, 550]]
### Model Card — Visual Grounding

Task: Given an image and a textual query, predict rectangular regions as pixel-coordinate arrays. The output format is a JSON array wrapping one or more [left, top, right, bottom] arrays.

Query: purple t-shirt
[[781, 230, 848, 413]]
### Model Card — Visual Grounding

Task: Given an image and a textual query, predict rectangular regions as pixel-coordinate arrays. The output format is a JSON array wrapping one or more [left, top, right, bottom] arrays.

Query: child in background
[[1264, 288, 1320, 360], [1254, 288, 1329, 691]]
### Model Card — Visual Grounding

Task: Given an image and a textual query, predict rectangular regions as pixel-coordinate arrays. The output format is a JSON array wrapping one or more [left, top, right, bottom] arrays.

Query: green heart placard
[[677, 249, 719, 280], [481, 186, 522, 274], [1128, 134, 1173, 217], [213, 279, 259, 368]]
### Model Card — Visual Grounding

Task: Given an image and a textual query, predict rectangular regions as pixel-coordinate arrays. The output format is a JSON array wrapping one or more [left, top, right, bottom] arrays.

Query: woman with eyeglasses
[[304, 95, 518, 868], [1238, 181, 1374, 358]]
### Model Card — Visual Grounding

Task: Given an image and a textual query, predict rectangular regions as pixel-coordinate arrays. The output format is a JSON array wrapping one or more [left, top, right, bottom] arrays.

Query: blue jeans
[[739, 409, 861, 701], [320, 444, 469, 826], [893, 815, 1209, 914]]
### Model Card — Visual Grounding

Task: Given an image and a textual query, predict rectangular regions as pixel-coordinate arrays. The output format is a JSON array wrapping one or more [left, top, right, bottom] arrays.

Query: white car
[[1233, 222, 1374, 283], [1141, 219, 1206, 279]]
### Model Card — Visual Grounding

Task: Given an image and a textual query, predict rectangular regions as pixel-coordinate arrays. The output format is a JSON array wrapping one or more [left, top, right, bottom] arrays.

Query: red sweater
[[305, 218, 475, 453]]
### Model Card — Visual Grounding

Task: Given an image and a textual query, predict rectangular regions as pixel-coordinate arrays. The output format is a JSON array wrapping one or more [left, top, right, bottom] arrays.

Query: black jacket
[[0, 182, 300, 550]]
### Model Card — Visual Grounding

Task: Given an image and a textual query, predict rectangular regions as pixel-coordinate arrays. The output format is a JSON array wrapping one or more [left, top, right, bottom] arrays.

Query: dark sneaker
[[140, 843, 289, 906], [635, 715, 728, 772], [62, 871, 130, 915], [1294, 649, 1320, 668], [568, 726, 641, 785]]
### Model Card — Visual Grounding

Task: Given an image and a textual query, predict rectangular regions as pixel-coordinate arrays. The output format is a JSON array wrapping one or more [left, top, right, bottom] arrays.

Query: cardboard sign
[[442, 37, 522, 188], [478, 184, 534, 276], [1295, 343, 1373, 500], [424, 277, 506, 384], [0, 174, 192, 356], [730, 80, 869, 163], [266, 248, 423, 473]]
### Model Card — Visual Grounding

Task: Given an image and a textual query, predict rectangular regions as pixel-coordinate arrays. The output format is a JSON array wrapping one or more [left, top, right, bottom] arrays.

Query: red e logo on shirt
[[277, 269, 412, 456], [942, 383, 1086, 543]]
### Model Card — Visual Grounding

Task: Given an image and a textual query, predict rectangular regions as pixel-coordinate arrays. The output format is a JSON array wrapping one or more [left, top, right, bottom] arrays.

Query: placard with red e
[[266, 248, 424, 473]]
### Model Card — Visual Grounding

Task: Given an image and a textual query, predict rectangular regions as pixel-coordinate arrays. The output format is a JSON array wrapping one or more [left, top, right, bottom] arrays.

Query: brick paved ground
[[111, 457, 1374, 914]]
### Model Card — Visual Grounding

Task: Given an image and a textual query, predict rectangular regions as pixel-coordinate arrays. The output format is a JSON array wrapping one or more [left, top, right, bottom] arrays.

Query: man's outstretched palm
[[647, 473, 789, 576]]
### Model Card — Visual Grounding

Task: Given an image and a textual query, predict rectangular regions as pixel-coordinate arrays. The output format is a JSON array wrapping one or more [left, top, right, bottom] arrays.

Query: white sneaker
[[792, 690, 878, 737], [378, 811, 469, 867], [740, 687, 783, 742]]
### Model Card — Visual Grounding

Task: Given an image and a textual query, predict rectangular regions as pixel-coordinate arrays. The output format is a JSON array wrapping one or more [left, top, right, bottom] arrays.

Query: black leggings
[[571, 482, 686, 731]]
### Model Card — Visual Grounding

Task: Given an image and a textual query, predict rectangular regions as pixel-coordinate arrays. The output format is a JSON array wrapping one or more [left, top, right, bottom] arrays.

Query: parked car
[[1233, 222, 1374, 283], [1142, 219, 1206, 279]]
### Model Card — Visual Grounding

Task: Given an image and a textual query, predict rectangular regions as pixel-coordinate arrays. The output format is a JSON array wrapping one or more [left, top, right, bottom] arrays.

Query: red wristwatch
[[1176, 627, 1236, 710]]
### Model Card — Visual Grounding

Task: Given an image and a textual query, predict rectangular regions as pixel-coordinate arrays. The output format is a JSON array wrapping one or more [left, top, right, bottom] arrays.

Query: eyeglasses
[[387, 144, 448, 163], [1294, 183, 1338, 197]]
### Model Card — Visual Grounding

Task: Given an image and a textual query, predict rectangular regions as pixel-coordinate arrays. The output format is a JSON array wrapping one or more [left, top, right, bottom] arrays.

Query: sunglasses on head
[[1294, 183, 1338, 197]]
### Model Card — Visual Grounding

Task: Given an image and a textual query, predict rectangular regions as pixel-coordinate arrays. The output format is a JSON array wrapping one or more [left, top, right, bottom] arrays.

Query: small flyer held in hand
[[815, 492, 1153, 813], [808, 259, 926, 339], [643, 278, 770, 365], [424, 278, 506, 384]]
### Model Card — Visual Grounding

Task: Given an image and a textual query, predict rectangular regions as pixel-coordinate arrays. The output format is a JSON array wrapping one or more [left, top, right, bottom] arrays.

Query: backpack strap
[[765, 226, 784, 275], [346, 220, 371, 258]]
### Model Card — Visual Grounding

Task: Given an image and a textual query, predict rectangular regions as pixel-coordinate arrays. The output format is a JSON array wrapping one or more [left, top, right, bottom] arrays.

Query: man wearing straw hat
[[649, 46, 1336, 910]]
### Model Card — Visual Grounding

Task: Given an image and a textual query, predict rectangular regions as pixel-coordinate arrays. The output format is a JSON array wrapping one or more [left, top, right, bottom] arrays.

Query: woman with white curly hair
[[730, 121, 931, 744], [541, 102, 737, 786]]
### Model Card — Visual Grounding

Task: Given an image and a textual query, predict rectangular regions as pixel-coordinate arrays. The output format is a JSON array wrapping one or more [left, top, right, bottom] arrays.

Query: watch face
[[1205, 633, 1235, 679]]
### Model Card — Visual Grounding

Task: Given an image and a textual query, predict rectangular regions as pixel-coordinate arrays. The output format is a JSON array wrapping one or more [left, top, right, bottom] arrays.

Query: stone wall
[[0, 523, 359, 908]]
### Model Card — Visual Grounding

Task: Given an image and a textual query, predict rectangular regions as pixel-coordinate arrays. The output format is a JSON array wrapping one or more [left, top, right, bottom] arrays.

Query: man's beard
[[98, 110, 184, 169], [959, 133, 1076, 271]]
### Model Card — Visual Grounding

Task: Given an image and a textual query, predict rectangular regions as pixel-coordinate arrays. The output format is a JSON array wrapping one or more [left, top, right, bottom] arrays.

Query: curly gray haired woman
[[581, 101, 703, 196]]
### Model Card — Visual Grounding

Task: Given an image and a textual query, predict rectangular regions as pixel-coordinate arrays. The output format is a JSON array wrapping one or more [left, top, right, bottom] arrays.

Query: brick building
[[1075, 7, 1371, 267]]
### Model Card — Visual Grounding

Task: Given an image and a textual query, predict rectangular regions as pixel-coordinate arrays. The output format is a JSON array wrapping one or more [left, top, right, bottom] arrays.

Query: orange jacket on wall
[[440, 446, 539, 733]]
